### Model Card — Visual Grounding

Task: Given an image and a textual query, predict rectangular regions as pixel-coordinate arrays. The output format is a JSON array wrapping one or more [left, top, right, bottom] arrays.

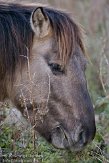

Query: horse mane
[[0, 2, 85, 79], [0, 3, 33, 80]]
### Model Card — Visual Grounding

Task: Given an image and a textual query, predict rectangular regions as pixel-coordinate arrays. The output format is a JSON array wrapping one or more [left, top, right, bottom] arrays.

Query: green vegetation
[[0, 107, 109, 163]]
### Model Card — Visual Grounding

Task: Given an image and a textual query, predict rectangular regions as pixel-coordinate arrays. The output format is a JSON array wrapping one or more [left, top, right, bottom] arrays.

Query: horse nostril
[[78, 130, 87, 145], [74, 127, 88, 147]]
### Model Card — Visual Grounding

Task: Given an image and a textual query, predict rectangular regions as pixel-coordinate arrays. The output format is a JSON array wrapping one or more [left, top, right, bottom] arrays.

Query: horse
[[0, 2, 96, 152]]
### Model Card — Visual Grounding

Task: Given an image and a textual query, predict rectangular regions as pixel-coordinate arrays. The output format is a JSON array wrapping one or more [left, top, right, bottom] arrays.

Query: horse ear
[[31, 7, 50, 38]]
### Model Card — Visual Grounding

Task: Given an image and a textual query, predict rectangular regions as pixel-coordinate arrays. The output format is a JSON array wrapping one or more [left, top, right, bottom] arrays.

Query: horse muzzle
[[51, 124, 96, 152]]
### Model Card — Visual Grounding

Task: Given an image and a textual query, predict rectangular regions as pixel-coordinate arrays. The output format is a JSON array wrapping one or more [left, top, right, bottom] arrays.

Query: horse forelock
[[44, 8, 86, 65]]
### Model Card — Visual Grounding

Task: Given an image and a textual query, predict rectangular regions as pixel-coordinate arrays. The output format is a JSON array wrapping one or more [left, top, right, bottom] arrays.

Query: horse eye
[[48, 63, 64, 75]]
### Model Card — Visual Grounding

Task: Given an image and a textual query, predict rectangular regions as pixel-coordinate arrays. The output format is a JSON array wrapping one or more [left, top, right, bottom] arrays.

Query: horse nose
[[74, 129, 87, 146], [73, 125, 89, 148], [51, 123, 96, 151]]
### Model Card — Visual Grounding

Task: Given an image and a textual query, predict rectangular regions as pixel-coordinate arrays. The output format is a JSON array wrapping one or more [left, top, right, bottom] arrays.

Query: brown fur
[[0, 2, 96, 152]]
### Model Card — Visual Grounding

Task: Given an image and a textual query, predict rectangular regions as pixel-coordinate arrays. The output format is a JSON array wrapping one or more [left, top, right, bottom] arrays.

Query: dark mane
[[0, 2, 85, 79], [0, 3, 33, 79]]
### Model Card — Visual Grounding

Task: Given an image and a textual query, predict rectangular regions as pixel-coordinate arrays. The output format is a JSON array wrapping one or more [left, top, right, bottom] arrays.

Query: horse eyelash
[[48, 63, 65, 75]]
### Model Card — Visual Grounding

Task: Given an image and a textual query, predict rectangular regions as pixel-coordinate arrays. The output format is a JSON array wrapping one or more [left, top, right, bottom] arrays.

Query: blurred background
[[0, 0, 109, 162]]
